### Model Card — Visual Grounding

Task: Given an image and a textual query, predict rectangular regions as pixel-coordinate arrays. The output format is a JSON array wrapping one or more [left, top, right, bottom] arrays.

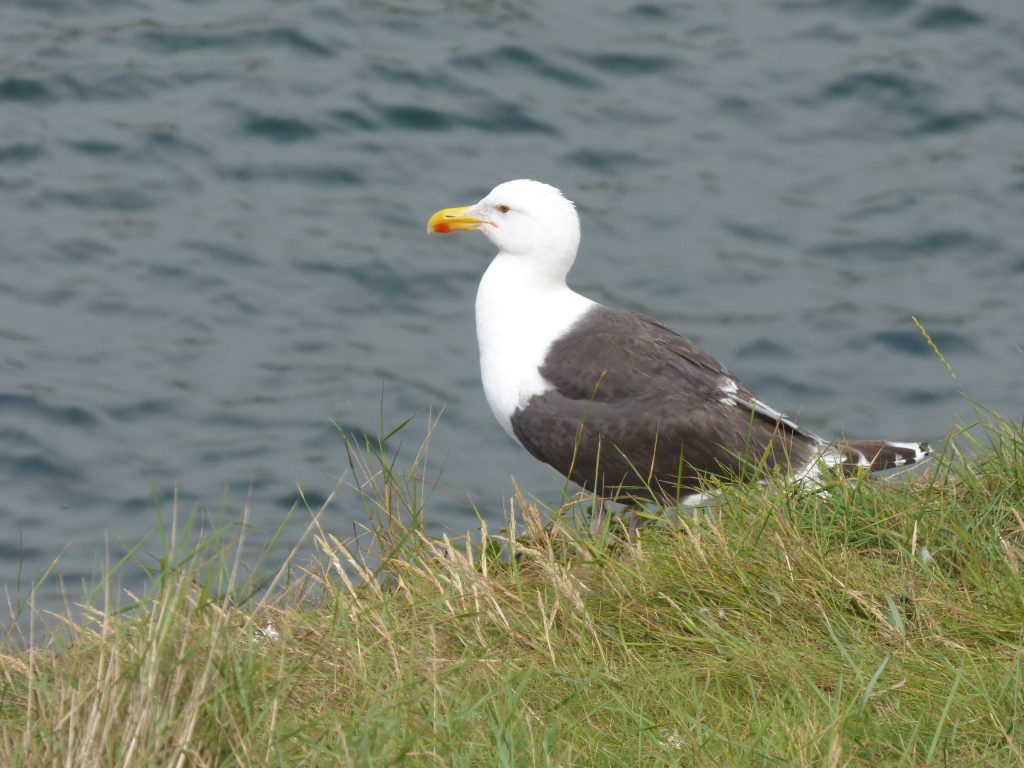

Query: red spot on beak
[[434, 222, 451, 233]]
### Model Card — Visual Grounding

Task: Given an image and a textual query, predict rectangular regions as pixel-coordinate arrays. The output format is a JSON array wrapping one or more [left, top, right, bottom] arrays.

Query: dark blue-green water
[[2, 0, 1022, 608]]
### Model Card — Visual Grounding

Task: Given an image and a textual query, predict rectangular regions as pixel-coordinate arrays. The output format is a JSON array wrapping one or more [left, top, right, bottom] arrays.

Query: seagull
[[427, 179, 928, 503]]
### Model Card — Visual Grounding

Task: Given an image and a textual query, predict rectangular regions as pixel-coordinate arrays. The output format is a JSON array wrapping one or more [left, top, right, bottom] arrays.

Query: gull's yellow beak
[[427, 205, 481, 234]]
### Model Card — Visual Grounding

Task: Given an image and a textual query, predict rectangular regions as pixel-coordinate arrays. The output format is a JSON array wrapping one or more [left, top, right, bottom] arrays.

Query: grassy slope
[[1, 416, 1023, 767]]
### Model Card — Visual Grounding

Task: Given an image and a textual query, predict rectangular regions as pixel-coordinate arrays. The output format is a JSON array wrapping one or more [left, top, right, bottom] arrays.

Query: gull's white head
[[428, 179, 581, 278]]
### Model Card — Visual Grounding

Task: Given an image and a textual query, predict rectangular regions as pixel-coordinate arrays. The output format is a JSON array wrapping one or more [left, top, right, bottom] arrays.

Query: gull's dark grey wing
[[509, 306, 820, 499]]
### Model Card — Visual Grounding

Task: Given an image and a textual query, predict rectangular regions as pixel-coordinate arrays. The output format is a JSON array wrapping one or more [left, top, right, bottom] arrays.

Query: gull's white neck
[[475, 251, 596, 438]]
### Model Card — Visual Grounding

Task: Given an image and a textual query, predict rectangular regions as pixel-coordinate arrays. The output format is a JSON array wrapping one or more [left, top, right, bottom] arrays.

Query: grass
[[1, 407, 1023, 766]]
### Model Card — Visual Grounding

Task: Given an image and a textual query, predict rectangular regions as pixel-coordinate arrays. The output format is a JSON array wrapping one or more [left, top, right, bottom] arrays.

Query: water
[[2, 0, 1022, 609]]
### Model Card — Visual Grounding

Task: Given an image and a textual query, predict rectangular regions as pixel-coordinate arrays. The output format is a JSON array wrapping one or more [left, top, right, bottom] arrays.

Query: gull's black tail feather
[[841, 439, 931, 473]]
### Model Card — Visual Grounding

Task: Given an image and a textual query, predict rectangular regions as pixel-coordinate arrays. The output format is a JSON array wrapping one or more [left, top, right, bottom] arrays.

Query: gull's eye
[[497, 204, 511, 214]]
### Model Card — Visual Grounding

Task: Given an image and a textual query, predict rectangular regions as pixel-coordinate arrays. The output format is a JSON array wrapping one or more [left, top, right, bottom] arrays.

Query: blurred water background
[[2, 0, 1022, 613]]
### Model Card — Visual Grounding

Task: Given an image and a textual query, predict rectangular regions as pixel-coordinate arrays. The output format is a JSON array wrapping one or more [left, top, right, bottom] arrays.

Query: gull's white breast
[[475, 254, 595, 439]]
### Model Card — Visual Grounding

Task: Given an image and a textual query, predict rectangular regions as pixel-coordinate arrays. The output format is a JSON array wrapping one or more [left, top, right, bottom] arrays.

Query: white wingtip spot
[[793, 446, 843, 486], [888, 440, 930, 463], [750, 396, 801, 432], [679, 491, 713, 507], [717, 378, 738, 406]]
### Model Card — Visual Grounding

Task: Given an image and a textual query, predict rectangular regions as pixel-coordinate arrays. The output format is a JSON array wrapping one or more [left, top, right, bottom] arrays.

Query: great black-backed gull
[[427, 179, 928, 503]]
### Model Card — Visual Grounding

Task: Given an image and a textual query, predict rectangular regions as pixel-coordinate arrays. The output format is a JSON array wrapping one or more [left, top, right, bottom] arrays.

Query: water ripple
[[465, 102, 557, 134], [821, 71, 928, 106], [329, 109, 376, 130], [145, 130, 212, 159], [0, 143, 43, 163], [52, 239, 114, 264], [872, 329, 976, 356], [917, 111, 986, 135], [628, 3, 673, 20], [452, 45, 599, 90], [735, 338, 796, 359], [783, 0, 913, 18], [376, 104, 455, 131], [106, 399, 181, 422], [0, 450, 83, 484], [0, 77, 52, 103], [896, 387, 959, 405], [810, 230, 1001, 262], [749, 372, 836, 399], [242, 114, 319, 143], [578, 52, 674, 76], [0, 541, 45, 560], [182, 240, 261, 266], [723, 221, 792, 247], [915, 5, 984, 30], [36, 186, 161, 212], [217, 164, 363, 186], [815, 69, 993, 138], [0, 394, 99, 429], [66, 140, 122, 157], [563, 148, 647, 174], [375, 101, 557, 135], [137, 26, 334, 57]]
